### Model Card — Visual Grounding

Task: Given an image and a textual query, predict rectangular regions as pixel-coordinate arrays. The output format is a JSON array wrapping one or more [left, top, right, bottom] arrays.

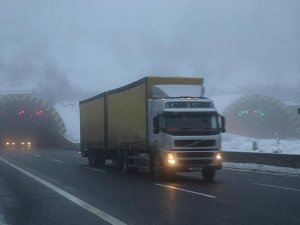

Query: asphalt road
[[0, 147, 299, 225]]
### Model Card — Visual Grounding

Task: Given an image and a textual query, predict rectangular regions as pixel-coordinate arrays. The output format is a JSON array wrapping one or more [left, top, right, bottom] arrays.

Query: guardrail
[[223, 151, 300, 168]]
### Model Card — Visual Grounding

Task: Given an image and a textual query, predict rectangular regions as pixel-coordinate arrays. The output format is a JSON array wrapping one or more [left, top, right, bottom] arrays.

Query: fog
[[0, 0, 299, 102]]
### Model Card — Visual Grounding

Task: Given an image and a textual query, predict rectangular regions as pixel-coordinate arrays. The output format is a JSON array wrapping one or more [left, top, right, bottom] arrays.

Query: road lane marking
[[0, 215, 8, 225], [84, 167, 106, 173], [254, 183, 300, 192], [51, 158, 64, 163], [33, 154, 41, 158], [154, 183, 216, 199], [0, 156, 127, 225]]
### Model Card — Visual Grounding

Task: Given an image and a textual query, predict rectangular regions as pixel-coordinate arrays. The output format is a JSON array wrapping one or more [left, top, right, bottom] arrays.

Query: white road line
[[51, 158, 64, 163], [253, 183, 300, 192], [154, 183, 216, 199], [33, 154, 41, 158], [84, 167, 106, 173], [0, 156, 127, 225]]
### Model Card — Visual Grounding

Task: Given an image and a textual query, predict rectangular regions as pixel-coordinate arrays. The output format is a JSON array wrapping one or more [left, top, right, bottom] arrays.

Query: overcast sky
[[0, 0, 299, 100]]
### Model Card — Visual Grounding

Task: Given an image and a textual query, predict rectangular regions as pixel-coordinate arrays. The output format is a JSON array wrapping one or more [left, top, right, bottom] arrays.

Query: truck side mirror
[[219, 115, 226, 133], [153, 116, 159, 129]]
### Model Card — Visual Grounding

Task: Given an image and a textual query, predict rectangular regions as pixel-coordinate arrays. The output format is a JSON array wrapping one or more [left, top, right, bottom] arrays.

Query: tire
[[164, 169, 176, 179], [88, 149, 106, 168], [122, 157, 130, 173], [88, 149, 96, 167], [151, 155, 165, 180], [97, 154, 105, 168], [122, 152, 137, 174], [201, 167, 216, 181]]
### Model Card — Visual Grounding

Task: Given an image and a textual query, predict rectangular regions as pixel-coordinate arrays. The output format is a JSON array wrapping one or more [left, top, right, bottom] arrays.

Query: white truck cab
[[148, 84, 225, 180]]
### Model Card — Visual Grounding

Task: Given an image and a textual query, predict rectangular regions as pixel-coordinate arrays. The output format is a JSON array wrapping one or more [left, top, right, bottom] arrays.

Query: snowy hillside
[[54, 101, 80, 143]]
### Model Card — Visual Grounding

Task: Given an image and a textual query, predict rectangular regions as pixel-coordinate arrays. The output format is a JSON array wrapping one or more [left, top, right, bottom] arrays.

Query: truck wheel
[[151, 156, 164, 179], [122, 158, 130, 173], [122, 159, 137, 174], [98, 156, 105, 168], [201, 167, 216, 181], [164, 169, 176, 179], [88, 149, 96, 167]]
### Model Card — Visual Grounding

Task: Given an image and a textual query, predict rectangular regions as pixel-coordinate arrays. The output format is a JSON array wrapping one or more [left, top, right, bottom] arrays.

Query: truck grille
[[176, 152, 214, 158], [174, 140, 216, 147], [178, 159, 213, 166]]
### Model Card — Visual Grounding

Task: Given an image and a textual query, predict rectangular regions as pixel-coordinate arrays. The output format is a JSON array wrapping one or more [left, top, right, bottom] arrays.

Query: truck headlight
[[167, 153, 176, 165], [216, 153, 222, 160]]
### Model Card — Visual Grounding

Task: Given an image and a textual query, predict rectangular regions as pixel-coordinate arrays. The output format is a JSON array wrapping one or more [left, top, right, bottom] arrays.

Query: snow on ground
[[224, 162, 300, 176], [222, 133, 300, 155], [54, 101, 80, 143]]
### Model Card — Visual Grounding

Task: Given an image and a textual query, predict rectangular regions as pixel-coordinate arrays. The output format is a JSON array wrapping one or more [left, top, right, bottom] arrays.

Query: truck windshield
[[159, 112, 219, 135]]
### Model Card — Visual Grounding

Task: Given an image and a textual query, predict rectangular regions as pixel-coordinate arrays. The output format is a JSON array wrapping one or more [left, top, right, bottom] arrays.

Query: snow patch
[[222, 133, 300, 155], [54, 101, 80, 143], [224, 162, 300, 176]]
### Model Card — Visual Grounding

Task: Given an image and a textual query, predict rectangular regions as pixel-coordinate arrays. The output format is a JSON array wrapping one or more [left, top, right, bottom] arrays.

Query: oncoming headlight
[[216, 153, 222, 160]]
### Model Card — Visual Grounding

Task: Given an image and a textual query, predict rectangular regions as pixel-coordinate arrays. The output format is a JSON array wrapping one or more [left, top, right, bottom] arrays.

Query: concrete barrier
[[223, 151, 300, 168]]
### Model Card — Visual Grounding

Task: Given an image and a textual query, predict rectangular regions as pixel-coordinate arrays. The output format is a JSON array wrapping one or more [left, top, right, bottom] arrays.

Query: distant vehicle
[[4, 139, 32, 148], [80, 77, 225, 181]]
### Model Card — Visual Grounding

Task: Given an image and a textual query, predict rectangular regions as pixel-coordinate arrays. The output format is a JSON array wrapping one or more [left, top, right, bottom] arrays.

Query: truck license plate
[[188, 167, 202, 171]]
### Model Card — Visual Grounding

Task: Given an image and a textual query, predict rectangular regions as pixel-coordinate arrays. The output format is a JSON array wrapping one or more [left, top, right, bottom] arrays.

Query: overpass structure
[[222, 95, 300, 139], [0, 94, 67, 147]]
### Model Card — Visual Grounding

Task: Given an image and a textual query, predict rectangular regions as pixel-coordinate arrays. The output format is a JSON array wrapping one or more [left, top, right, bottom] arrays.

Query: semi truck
[[80, 77, 225, 181]]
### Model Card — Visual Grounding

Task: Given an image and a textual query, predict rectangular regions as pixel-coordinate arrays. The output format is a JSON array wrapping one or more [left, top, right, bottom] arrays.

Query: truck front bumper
[[163, 151, 223, 172]]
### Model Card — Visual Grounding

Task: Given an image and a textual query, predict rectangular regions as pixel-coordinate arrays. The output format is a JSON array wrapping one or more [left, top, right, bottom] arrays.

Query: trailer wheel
[[122, 158, 130, 173], [88, 149, 96, 167], [122, 153, 137, 174], [201, 167, 216, 181], [97, 155, 105, 168]]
